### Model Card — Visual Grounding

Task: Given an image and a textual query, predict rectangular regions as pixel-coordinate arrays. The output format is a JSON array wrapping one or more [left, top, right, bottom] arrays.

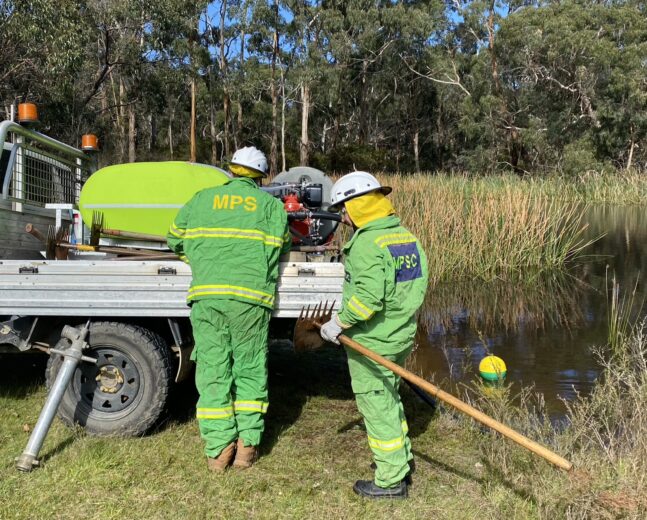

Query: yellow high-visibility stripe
[[169, 224, 185, 238], [367, 435, 405, 452], [374, 232, 416, 248], [401, 420, 409, 434], [349, 295, 374, 319], [187, 284, 274, 305], [189, 284, 272, 299], [347, 299, 368, 319], [182, 227, 283, 247], [188, 290, 273, 305], [196, 406, 234, 420], [234, 400, 269, 414]]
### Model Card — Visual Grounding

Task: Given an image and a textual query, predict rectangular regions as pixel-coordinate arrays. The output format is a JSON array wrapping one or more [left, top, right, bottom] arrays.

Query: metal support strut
[[15, 321, 95, 472]]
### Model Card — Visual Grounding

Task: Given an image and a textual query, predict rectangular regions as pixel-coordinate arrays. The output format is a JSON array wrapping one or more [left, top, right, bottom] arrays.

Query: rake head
[[90, 211, 104, 246], [293, 301, 335, 352], [46, 226, 70, 260]]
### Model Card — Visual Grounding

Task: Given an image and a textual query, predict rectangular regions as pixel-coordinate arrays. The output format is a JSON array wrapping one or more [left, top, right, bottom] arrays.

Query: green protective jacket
[[338, 215, 428, 355], [167, 177, 291, 309]]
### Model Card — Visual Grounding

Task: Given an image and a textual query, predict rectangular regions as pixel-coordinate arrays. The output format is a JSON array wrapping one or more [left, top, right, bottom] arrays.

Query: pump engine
[[262, 167, 340, 247]]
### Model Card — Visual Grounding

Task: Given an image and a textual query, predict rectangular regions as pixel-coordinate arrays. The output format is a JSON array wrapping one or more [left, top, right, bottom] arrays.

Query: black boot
[[353, 479, 408, 499], [370, 459, 415, 484]]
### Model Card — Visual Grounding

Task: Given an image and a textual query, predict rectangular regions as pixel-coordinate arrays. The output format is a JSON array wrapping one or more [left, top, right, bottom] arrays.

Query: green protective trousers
[[190, 299, 271, 458], [346, 344, 413, 489]]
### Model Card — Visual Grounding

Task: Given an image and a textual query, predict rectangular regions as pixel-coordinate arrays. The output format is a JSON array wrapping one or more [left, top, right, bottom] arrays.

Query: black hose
[[288, 211, 342, 222], [404, 378, 437, 412]]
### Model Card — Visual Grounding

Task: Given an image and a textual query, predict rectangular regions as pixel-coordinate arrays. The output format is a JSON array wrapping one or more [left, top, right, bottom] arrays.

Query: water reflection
[[410, 205, 647, 420]]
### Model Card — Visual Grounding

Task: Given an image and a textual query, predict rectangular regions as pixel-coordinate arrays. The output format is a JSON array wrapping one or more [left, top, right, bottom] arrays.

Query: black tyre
[[46, 322, 172, 436]]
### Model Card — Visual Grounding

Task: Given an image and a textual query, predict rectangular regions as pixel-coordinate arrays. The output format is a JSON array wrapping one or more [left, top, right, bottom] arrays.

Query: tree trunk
[[487, 1, 501, 94], [168, 107, 175, 159], [280, 63, 286, 172], [235, 14, 246, 149], [128, 100, 136, 162], [118, 77, 127, 161], [269, 0, 279, 177], [210, 101, 218, 165], [413, 129, 420, 173], [223, 93, 231, 158], [236, 102, 243, 150], [220, 0, 230, 158], [321, 122, 328, 153], [359, 59, 369, 146], [190, 78, 197, 162], [627, 125, 636, 172], [300, 82, 310, 165]]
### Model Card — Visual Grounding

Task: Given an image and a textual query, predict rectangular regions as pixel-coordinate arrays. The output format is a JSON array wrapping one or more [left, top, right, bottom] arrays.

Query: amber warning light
[[17, 103, 39, 124], [81, 134, 99, 152]]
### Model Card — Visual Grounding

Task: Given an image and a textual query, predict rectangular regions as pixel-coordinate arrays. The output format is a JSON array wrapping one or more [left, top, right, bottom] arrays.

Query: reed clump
[[379, 173, 592, 284], [461, 302, 647, 518]]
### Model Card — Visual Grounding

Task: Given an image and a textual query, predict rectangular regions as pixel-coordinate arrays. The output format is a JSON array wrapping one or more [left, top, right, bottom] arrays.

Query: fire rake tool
[[46, 226, 168, 259], [15, 321, 96, 472], [294, 302, 573, 472], [54, 242, 169, 257], [90, 211, 167, 244], [101, 228, 167, 242]]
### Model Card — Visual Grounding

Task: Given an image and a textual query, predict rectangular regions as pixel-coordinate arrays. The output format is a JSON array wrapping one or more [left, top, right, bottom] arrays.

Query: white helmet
[[328, 171, 391, 212], [230, 146, 268, 177]]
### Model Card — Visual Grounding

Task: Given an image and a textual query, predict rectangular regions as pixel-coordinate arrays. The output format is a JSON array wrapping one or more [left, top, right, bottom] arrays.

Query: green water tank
[[79, 161, 230, 237]]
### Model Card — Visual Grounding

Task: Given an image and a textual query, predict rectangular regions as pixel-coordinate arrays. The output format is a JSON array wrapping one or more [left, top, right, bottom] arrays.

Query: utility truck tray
[[0, 260, 343, 318]]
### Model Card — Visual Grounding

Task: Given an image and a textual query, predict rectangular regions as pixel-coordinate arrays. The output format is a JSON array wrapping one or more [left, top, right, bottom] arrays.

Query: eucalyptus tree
[[246, 0, 290, 175], [282, 0, 323, 165], [0, 0, 92, 142], [497, 0, 647, 174]]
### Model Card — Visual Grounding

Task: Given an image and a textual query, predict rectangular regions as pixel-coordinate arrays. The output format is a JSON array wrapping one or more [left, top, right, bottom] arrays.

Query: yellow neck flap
[[345, 191, 395, 228], [229, 164, 264, 178]]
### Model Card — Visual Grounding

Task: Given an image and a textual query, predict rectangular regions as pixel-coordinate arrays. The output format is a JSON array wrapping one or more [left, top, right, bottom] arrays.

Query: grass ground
[[3, 331, 646, 519], [1, 345, 543, 520]]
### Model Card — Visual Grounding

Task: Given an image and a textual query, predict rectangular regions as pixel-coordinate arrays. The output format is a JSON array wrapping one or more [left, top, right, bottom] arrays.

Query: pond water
[[410, 205, 647, 421]]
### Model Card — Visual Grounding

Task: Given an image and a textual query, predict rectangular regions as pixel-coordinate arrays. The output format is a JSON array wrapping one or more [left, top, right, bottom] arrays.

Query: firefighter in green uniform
[[167, 147, 290, 472], [320, 171, 428, 499]]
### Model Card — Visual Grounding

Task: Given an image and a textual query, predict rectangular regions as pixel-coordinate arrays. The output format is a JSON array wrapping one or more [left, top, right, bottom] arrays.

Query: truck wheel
[[45, 322, 172, 436]]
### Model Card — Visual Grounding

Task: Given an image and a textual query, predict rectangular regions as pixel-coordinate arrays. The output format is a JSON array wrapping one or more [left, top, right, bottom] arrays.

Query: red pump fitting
[[284, 193, 308, 245], [283, 193, 303, 212]]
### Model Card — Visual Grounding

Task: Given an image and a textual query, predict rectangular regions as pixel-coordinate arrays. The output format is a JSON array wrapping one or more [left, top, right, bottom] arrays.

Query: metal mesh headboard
[[0, 121, 94, 208]]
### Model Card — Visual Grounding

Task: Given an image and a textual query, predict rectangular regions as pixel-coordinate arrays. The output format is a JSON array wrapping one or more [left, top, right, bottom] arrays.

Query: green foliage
[[561, 138, 608, 177], [0, 1, 645, 173]]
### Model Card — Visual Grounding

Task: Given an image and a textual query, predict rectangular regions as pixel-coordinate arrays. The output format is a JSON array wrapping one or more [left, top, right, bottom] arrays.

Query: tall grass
[[607, 273, 641, 355], [462, 281, 647, 518], [378, 174, 593, 284], [529, 170, 647, 205]]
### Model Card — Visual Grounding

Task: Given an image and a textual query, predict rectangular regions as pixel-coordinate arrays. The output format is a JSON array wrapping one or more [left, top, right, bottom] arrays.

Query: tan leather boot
[[207, 442, 236, 473], [232, 438, 258, 469]]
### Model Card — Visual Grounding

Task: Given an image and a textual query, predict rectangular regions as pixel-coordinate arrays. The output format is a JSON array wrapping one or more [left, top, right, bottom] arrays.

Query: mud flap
[[167, 318, 194, 382], [174, 341, 194, 383]]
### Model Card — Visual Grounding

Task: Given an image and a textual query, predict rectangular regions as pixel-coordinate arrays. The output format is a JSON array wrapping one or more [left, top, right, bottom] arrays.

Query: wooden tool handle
[[113, 254, 180, 261], [57, 243, 164, 257], [25, 223, 46, 244], [102, 228, 166, 242], [337, 333, 573, 472]]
